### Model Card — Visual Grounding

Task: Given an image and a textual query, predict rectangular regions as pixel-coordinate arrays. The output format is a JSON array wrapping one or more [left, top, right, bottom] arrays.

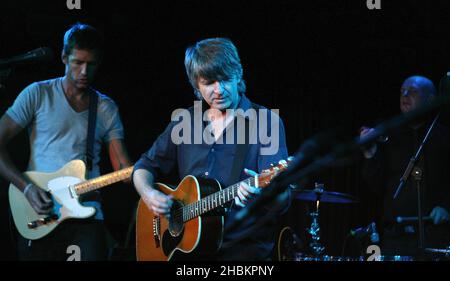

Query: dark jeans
[[17, 219, 107, 261]]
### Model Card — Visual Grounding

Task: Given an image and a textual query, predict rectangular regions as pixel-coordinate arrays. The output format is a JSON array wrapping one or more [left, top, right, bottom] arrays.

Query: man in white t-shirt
[[0, 23, 132, 260]]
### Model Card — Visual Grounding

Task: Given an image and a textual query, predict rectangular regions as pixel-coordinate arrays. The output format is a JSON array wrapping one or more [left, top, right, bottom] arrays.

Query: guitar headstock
[[257, 156, 294, 188]]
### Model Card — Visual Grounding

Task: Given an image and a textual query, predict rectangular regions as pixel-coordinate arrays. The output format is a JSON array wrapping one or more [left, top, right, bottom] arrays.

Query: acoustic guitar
[[136, 158, 292, 261]]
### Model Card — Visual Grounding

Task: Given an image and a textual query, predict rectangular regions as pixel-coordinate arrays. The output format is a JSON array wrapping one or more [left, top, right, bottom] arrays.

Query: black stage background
[[0, 0, 449, 260]]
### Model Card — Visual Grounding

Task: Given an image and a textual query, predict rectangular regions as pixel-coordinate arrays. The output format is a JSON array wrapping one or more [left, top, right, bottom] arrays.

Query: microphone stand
[[393, 114, 439, 199], [392, 113, 440, 254], [225, 91, 449, 244], [412, 167, 425, 250]]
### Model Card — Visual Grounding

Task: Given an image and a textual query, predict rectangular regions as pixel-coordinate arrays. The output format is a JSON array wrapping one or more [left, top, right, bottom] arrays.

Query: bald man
[[360, 75, 450, 257]]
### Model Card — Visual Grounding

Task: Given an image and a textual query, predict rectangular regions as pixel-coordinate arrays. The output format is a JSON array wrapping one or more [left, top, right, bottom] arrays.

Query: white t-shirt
[[6, 77, 125, 219]]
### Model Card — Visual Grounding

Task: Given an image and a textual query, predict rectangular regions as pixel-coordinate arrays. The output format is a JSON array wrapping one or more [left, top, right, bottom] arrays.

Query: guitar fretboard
[[74, 166, 134, 195], [177, 177, 256, 222]]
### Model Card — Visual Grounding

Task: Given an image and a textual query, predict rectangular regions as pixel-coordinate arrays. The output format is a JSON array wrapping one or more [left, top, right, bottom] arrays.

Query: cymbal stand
[[308, 184, 325, 256]]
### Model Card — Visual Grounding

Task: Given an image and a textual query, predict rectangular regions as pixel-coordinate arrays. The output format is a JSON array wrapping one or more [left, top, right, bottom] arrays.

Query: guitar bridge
[[153, 216, 161, 248], [27, 214, 59, 229]]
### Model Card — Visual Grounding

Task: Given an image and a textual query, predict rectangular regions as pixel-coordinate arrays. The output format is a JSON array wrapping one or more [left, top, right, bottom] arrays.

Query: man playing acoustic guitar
[[133, 38, 290, 261]]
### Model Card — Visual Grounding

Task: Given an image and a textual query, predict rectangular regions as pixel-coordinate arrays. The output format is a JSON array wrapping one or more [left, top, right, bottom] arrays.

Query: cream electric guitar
[[9, 160, 133, 240]]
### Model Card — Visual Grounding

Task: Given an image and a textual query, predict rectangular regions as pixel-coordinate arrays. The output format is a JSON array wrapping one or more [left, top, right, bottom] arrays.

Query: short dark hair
[[184, 38, 246, 98], [62, 23, 103, 57]]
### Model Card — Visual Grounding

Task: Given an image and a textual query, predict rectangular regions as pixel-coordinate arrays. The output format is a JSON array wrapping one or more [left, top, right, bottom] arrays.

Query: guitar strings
[[170, 177, 255, 222]]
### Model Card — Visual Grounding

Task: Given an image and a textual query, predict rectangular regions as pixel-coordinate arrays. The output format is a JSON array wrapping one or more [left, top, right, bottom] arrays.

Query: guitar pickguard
[[162, 228, 184, 257], [47, 176, 95, 219]]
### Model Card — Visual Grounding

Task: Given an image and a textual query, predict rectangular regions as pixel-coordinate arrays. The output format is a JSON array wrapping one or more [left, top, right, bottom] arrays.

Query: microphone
[[0, 47, 54, 69], [350, 222, 379, 244]]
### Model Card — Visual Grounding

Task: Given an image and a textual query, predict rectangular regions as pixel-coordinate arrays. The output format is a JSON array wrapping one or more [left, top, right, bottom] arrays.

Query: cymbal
[[294, 189, 359, 204]]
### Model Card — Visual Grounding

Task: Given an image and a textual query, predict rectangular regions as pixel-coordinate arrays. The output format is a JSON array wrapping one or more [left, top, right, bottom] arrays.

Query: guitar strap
[[215, 103, 258, 214], [206, 116, 250, 216], [86, 89, 98, 173], [227, 102, 260, 185], [228, 118, 251, 185]]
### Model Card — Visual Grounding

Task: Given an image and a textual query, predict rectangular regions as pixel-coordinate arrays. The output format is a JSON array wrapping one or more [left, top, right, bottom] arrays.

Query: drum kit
[[278, 183, 450, 261]]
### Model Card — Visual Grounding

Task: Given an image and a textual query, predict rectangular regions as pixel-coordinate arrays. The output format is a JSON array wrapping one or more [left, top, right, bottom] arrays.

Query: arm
[[108, 138, 132, 171], [360, 127, 378, 159], [360, 127, 385, 196], [133, 168, 172, 217], [132, 121, 178, 217], [258, 113, 291, 213], [0, 114, 52, 214], [0, 83, 37, 189], [237, 111, 291, 213], [0, 114, 28, 190], [107, 138, 133, 184]]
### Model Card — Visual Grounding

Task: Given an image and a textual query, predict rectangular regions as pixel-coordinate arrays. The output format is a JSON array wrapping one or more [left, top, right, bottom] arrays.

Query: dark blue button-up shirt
[[134, 94, 289, 260]]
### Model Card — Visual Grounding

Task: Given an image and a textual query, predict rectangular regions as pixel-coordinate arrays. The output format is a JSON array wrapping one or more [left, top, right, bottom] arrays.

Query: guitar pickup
[[27, 214, 59, 229]]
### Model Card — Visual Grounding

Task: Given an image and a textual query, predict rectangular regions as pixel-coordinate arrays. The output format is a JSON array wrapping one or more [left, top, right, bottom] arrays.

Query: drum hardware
[[425, 246, 450, 259]]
